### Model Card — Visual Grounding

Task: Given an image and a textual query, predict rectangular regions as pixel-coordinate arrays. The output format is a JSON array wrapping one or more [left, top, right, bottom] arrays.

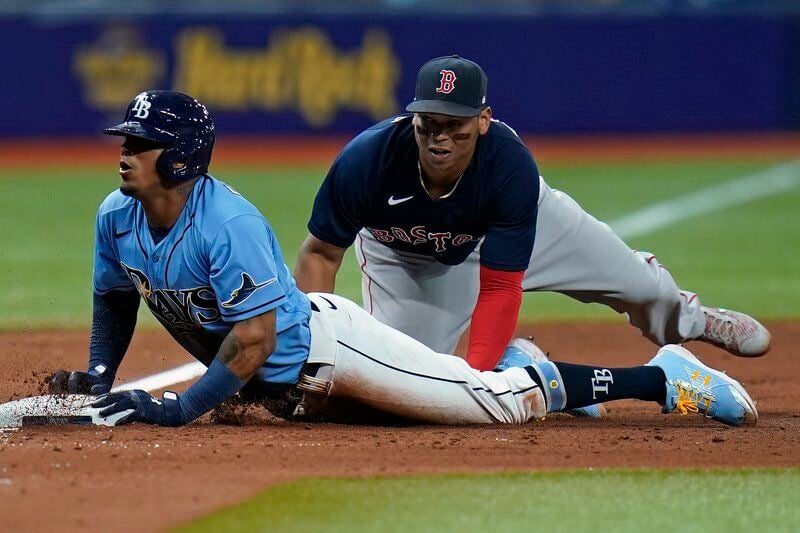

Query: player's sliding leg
[[300, 294, 757, 427], [522, 177, 770, 357], [527, 344, 757, 427], [301, 293, 547, 424], [497, 338, 606, 418], [357, 233, 630, 420]]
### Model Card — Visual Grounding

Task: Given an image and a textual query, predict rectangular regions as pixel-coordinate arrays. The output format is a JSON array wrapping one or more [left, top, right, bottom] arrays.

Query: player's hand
[[48, 369, 112, 395], [92, 390, 183, 427]]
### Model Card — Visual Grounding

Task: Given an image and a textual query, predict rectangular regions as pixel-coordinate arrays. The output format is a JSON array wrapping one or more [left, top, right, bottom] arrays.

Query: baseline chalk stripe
[[111, 361, 206, 393], [118, 161, 800, 395], [610, 160, 800, 239]]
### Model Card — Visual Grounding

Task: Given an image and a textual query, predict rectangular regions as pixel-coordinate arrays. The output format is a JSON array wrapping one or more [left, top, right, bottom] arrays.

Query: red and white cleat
[[699, 307, 771, 357]]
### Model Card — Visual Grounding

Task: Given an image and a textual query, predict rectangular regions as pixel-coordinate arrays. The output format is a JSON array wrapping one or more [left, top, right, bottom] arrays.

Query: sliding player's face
[[118, 136, 168, 198]]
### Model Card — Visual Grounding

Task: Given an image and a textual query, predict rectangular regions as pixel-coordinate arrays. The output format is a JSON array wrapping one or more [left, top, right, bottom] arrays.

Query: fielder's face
[[413, 108, 492, 178], [117, 136, 167, 198]]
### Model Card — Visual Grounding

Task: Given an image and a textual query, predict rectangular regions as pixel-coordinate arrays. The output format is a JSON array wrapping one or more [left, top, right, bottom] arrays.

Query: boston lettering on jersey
[[308, 115, 541, 270], [367, 225, 474, 253]]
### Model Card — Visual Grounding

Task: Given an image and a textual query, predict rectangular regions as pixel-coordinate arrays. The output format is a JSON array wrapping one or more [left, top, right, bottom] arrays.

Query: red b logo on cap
[[435, 70, 457, 94]]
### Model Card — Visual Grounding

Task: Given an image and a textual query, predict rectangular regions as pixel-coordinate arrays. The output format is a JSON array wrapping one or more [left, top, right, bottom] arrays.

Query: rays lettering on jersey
[[367, 226, 474, 252], [121, 262, 220, 333]]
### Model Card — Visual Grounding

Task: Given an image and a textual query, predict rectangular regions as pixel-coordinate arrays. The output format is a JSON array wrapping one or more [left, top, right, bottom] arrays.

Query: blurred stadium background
[[0, 0, 798, 327], [3, 0, 800, 136]]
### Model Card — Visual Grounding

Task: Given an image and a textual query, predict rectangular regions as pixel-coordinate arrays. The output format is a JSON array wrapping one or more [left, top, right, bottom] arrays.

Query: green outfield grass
[[180, 469, 800, 532], [0, 157, 797, 328]]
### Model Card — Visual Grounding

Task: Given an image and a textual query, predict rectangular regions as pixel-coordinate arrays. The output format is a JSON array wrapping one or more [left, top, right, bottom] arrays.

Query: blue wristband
[[175, 359, 246, 425], [527, 361, 567, 413]]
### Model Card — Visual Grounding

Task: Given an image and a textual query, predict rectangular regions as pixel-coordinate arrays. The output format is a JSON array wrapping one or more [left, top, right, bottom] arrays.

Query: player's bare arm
[[91, 311, 278, 428], [217, 310, 277, 379], [294, 233, 347, 293]]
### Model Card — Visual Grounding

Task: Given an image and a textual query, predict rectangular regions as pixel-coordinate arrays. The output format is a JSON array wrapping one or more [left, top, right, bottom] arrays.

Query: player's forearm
[[174, 312, 276, 424], [293, 242, 345, 294], [294, 253, 339, 293], [88, 290, 140, 382], [216, 317, 276, 379]]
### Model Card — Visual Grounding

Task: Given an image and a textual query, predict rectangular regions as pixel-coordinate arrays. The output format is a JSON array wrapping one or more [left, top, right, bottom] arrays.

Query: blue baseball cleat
[[646, 344, 758, 427], [563, 402, 607, 419], [496, 338, 607, 419]]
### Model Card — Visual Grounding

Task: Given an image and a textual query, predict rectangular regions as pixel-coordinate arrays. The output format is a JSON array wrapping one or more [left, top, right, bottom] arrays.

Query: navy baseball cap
[[406, 55, 488, 117]]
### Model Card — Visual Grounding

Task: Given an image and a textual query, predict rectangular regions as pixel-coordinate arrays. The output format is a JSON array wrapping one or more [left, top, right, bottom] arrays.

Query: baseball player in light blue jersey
[[49, 91, 758, 429]]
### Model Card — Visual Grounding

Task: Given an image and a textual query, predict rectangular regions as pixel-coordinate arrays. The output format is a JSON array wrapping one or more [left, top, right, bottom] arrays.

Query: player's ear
[[478, 107, 492, 135]]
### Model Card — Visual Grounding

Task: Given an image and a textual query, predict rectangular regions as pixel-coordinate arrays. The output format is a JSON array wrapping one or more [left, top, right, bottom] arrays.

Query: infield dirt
[[0, 321, 798, 531]]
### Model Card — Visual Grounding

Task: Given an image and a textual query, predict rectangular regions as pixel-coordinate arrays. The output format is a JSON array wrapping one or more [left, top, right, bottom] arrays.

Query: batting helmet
[[104, 90, 215, 182]]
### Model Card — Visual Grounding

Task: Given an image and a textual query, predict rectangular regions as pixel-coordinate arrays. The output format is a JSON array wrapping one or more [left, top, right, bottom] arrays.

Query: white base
[[0, 394, 132, 428]]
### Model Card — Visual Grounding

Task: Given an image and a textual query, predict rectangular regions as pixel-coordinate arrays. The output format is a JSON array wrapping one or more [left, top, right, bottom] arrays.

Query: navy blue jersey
[[308, 115, 540, 270], [94, 175, 312, 385]]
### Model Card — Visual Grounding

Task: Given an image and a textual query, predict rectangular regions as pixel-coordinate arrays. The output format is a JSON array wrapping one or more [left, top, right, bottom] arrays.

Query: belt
[[236, 294, 338, 417]]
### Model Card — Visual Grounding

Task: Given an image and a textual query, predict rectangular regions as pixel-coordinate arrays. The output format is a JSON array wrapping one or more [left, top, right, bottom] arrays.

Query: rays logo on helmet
[[131, 93, 152, 119], [222, 272, 276, 308], [435, 70, 457, 94], [105, 91, 215, 182]]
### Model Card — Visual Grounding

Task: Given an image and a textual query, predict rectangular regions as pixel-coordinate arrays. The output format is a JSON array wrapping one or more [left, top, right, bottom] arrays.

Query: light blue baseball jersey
[[93, 174, 312, 385]]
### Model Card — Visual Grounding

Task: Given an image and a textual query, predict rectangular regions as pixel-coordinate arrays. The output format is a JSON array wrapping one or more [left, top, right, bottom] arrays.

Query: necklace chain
[[418, 160, 465, 200]]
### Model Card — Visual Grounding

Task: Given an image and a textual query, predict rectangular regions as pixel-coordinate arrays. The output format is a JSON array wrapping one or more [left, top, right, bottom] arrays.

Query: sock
[[526, 362, 667, 412]]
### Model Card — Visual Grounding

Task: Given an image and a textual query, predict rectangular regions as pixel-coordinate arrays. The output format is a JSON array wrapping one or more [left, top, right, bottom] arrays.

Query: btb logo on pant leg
[[591, 369, 614, 399]]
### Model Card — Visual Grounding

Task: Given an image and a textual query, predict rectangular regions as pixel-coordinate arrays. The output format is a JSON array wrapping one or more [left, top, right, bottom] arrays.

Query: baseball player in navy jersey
[[48, 90, 758, 430], [293, 55, 771, 376]]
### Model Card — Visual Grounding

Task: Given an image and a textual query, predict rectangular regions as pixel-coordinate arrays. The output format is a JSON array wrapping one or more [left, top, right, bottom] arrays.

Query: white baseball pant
[[298, 293, 547, 424]]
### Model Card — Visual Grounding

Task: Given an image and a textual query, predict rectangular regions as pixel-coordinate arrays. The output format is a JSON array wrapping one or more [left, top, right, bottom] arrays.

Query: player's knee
[[627, 250, 681, 306], [633, 250, 660, 270]]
